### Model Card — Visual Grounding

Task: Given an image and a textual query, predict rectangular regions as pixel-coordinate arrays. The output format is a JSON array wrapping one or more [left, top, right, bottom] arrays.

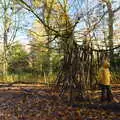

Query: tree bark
[[106, 1, 114, 62]]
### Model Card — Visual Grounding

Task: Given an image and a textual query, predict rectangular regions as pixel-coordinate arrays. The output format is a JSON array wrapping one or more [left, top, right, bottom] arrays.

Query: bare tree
[[0, 0, 20, 81], [15, 0, 120, 102]]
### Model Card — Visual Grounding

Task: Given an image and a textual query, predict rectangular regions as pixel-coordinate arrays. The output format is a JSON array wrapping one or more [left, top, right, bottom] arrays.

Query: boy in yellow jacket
[[98, 57, 113, 102]]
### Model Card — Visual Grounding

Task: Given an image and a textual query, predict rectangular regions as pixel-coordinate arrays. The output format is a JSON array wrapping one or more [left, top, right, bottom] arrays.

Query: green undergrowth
[[0, 73, 57, 84]]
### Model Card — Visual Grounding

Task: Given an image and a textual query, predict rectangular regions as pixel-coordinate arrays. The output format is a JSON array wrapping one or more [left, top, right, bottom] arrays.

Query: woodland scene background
[[0, 0, 120, 119]]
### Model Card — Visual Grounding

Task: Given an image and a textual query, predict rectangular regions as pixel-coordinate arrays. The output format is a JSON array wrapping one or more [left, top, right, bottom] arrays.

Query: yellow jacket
[[98, 60, 111, 85]]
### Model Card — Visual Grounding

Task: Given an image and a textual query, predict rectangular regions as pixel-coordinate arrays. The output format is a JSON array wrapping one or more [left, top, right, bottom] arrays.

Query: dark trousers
[[99, 84, 113, 102]]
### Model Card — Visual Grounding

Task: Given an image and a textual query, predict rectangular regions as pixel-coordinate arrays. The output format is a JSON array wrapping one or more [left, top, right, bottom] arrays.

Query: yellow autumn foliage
[[29, 20, 48, 52], [33, 0, 41, 7]]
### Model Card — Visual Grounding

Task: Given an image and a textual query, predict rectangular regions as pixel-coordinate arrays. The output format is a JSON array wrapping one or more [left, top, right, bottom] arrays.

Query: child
[[98, 57, 113, 102]]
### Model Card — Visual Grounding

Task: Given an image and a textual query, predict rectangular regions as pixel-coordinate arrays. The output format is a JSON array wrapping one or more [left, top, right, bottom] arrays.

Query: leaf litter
[[0, 86, 119, 120]]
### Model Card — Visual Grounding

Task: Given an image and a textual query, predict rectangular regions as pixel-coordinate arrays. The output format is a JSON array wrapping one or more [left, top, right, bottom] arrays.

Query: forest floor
[[0, 84, 119, 120]]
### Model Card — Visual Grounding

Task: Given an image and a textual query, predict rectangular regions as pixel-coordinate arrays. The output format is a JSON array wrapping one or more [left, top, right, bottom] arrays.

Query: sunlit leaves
[[29, 20, 47, 42], [32, 0, 41, 7], [60, 12, 70, 25]]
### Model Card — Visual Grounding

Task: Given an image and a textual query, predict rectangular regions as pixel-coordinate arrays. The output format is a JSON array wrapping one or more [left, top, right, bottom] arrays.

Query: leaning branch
[[17, 0, 60, 36]]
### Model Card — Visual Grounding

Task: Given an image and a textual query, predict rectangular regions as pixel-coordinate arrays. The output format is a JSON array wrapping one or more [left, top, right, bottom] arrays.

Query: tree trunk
[[106, 1, 114, 63], [3, 9, 8, 81]]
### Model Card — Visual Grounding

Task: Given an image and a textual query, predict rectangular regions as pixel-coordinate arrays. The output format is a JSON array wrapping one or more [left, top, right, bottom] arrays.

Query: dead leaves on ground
[[0, 87, 119, 120]]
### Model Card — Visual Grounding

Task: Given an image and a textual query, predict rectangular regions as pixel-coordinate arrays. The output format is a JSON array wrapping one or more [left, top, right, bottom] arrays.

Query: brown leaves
[[0, 87, 119, 120]]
